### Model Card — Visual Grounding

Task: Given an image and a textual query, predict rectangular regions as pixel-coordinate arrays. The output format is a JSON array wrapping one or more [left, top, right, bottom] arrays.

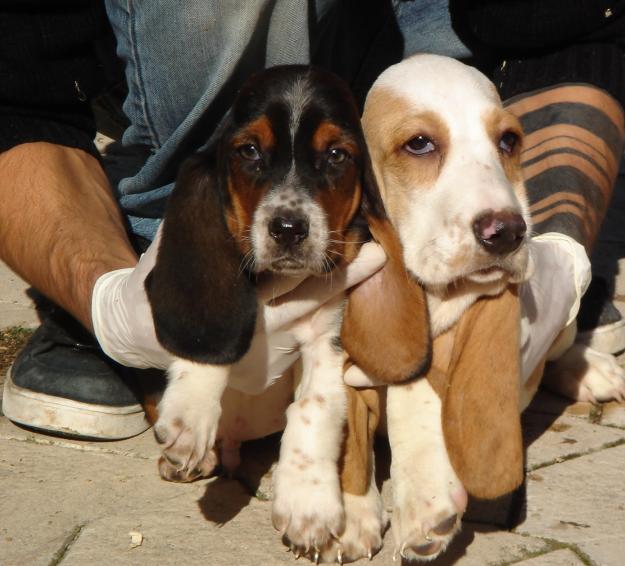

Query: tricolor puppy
[[145, 65, 429, 559], [362, 54, 533, 561], [362, 53, 625, 562]]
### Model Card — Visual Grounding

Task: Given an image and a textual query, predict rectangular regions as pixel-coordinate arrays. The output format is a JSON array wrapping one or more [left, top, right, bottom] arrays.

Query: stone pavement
[[2, 178, 625, 565]]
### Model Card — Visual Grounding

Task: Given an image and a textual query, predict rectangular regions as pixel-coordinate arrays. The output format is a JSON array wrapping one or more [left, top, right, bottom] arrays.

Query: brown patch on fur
[[426, 287, 524, 499], [362, 89, 449, 224], [231, 114, 276, 151], [314, 162, 362, 267], [313, 394, 325, 404], [483, 107, 524, 186], [341, 214, 431, 383], [225, 175, 269, 254], [340, 386, 380, 495], [301, 415, 311, 425], [307, 118, 366, 269], [312, 120, 358, 155], [224, 115, 278, 251]]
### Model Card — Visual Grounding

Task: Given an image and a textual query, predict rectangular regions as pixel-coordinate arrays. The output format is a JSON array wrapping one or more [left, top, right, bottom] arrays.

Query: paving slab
[[0, 262, 38, 329], [523, 411, 625, 471], [600, 400, 625, 428], [516, 548, 586, 566], [1, 424, 559, 566], [517, 443, 625, 566]]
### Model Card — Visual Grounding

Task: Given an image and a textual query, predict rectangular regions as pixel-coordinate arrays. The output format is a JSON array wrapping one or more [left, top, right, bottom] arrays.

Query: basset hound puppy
[[144, 65, 429, 561], [354, 54, 625, 562]]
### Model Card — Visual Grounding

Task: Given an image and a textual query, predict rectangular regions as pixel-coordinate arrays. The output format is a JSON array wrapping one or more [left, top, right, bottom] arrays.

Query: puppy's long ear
[[145, 151, 257, 364], [341, 153, 431, 383], [428, 287, 524, 499]]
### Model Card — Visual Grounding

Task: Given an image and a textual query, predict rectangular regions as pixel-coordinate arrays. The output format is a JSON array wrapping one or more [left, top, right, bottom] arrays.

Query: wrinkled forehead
[[365, 55, 503, 134]]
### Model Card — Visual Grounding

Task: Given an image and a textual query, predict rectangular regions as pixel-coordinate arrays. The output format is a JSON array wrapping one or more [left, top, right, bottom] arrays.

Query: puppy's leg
[[387, 379, 467, 562], [322, 387, 387, 563], [320, 462, 388, 564], [154, 359, 228, 482], [272, 304, 347, 561]]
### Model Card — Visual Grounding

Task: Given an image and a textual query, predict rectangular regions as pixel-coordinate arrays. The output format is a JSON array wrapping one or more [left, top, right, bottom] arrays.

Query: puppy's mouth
[[466, 265, 510, 284], [464, 246, 530, 285], [269, 256, 311, 275]]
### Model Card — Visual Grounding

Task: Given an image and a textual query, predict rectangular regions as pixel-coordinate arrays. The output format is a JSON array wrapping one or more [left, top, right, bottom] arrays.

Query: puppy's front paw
[[320, 485, 388, 563], [391, 447, 467, 562], [154, 360, 227, 482], [272, 455, 344, 561], [392, 482, 466, 562], [545, 343, 625, 403]]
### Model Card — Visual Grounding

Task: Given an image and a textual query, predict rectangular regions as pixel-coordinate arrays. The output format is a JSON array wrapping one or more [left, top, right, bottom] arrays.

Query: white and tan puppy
[[359, 54, 625, 562]]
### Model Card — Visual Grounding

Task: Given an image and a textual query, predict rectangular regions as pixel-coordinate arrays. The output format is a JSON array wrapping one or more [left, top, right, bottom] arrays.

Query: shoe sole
[[576, 318, 625, 355], [2, 365, 150, 440]]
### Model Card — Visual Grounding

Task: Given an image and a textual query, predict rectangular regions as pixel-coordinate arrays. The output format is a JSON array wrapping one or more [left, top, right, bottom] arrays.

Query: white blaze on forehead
[[369, 54, 500, 113], [284, 75, 312, 140]]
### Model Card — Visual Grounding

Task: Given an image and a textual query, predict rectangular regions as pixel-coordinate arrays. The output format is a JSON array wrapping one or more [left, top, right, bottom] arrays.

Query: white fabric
[[92, 228, 386, 393], [519, 232, 591, 380], [344, 233, 591, 387]]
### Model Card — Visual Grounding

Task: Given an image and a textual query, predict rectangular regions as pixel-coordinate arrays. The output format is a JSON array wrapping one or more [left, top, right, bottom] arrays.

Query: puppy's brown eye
[[499, 131, 519, 154], [327, 147, 348, 165], [404, 136, 435, 156], [238, 143, 262, 161]]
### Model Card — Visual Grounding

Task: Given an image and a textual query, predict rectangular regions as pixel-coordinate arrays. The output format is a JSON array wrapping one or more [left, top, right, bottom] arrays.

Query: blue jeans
[[104, 0, 470, 241]]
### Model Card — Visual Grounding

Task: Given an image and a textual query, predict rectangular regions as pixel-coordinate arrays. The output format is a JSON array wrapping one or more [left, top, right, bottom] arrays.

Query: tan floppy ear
[[145, 151, 257, 365], [341, 153, 431, 383], [429, 287, 524, 500]]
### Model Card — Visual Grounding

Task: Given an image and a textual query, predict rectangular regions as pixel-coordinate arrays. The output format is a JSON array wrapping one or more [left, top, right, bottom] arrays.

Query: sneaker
[[576, 276, 625, 354], [1, 310, 150, 440]]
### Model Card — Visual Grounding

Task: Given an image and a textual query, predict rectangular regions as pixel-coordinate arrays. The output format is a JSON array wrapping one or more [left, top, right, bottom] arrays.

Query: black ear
[[145, 152, 257, 364]]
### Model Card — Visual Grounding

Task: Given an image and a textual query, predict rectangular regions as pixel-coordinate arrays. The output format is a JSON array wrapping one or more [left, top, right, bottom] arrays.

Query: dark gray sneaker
[[2, 311, 150, 440]]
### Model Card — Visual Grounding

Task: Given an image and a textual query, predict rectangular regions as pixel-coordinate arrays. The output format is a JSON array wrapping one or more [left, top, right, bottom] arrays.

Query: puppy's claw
[[368, 548, 373, 561], [336, 547, 343, 565]]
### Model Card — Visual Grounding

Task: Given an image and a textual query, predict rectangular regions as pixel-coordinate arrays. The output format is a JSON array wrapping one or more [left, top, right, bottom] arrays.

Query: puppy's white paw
[[154, 360, 228, 482], [272, 454, 344, 561], [320, 484, 388, 563], [545, 343, 625, 403], [392, 460, 467, 562]]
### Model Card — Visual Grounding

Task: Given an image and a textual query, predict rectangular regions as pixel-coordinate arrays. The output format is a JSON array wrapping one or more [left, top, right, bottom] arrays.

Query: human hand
[[519, 232, 590, 380], [92, 227, 386, 387]]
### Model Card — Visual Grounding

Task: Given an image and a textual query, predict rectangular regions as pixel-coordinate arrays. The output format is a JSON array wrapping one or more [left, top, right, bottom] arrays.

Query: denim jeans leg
[[104, 0, 311, 241], [393, 0, 472, 60]]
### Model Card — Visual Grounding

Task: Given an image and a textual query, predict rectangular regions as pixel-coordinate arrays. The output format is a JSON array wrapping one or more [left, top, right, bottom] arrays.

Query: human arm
[[0, 2, 137, 330]]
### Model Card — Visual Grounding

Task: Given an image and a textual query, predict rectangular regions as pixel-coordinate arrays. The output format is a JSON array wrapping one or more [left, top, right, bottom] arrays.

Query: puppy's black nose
[[472, 210, 526, 255], [269, 215, 309, 245]]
